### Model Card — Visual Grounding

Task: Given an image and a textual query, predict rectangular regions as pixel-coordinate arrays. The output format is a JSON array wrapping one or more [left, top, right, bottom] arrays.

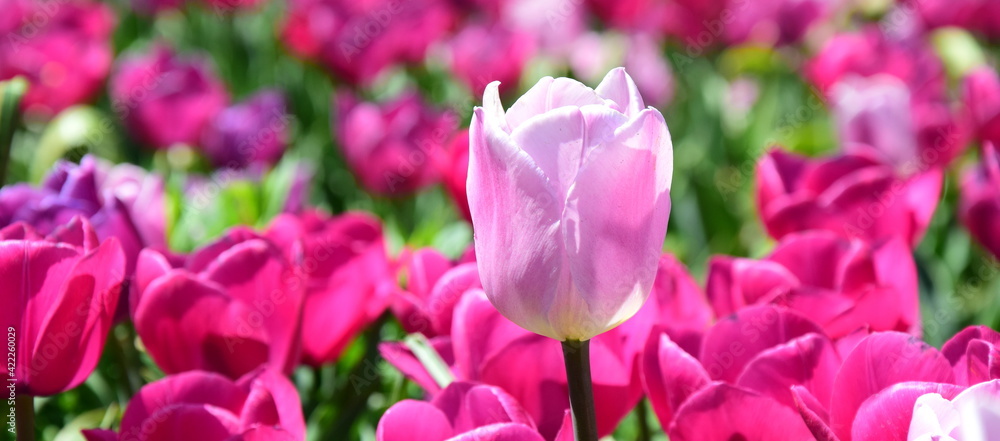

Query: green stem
[[637, 399, 652, 441], [0, 77, 28, 186], [562, 340, 598, 441], [15, 393, 34, 441]]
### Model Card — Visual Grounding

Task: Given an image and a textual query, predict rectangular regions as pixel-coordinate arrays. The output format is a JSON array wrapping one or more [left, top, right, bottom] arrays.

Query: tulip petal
[[558, 108, 672, 340], [434, 383, 535, 432], [851, 381, 964, 441], [641, 330, 711, 428], [445, 423, 547, 441], [81, 429, 118, 441], [467, 108, 563, 339], [791, 385, 838, 441], [120, 371, 248, 437], [595, 67, 646, 117], [504, 77, 605, 129], [941, 325, 1000, 386], [830, 332, 956, 441], [668, 383, 814, 441], [142, 405, 243, 441], [706, 256, 799, 317], [376, 400, 454, 441], [236, 369, 306, 440], [737, 333, 841, 408]]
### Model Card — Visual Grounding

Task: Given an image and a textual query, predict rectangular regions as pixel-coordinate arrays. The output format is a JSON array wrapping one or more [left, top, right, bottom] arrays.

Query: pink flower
[[0, 217, 124, 396], [468, 68, 673, 341], [756, 148, 942, 246], [446, 22, 535, 96], [908, 380, 1000, 440], [706, 230, 920, 339], [724, 0, 832, 46], [962, 67, 1000, 148], [569, 32, 674, 109], [334, 91, 453, 196], [110, 45, 229, 150], [940, 326, 1000, 387], [132, 228, 305, 378], [0, 0, 115, 118], [262, 210, 395, 366], [438, 129, 472, 222], [902, 0, 1000, 39], [201, 90, 289, 169], [281, 0, 455, 85], [377, 381, 570, 441], [82, 369, 306, 441], [960, 143, 1000, 260], [389, 247, 479, 337]]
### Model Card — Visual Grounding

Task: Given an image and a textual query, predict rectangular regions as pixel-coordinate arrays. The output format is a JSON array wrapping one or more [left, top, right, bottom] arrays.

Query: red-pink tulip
[[0, 217, 124, 396], [377, 381, 569, 441], [110, 45, 229, 149], [960, 143, 1000, 259], [468, 68, 673, 341], [0, 0, 115, 118], [706, 230, 920, 339], [757, 148, 942, 246], [281, 0, 455, 85], [263, 210, 394, 366], [447, 22, 535, 96], [390, 247, 479, 337], [334, 91, 454, 196], [82, 368, 306, 441], [439, 129, 472, 222], [132, 228, 304, 378]]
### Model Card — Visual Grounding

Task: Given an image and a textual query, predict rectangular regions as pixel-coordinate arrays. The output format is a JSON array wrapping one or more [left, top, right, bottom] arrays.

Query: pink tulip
[[960, 143, 1000, 259], [902, 0, 1000, 39], [390, 247, 480, 337], [132, 228, 305, 378], [82, 368, 306, 441], [940, 326, 1000, 386], [569, 32, 675, 109], [0, 156, 166, 278], [377, 381, 571, 441], [756, 148, 942, 246], [334, 91, 454, 196], [641, 306, 832, 439], [439, 129, 472, 222], [468, 68, 673, 341], [447, 22, 535, 96], [908, 380, 1000, 440], [262, 210, 395, 366], [0, 217, 124, 396], [110, 45, 229, 150], [201, 90, 290, 169], [633, 254, 712, 356], [706, 230, 920, 339], [962, 67, 1000, 147], [724, 0, 832, 46], [0, 0, 115, 118], [281, 0, 455, 85]]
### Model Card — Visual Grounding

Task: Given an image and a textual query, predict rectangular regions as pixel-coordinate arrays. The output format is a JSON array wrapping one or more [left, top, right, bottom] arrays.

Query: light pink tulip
[[757, 148, 942, 246], [706, 230, 920, 339], [467, 67, 673, 341], [82, 368, 306, 441], [0, 217, 124, 396], [908, 380, 1000, 441]]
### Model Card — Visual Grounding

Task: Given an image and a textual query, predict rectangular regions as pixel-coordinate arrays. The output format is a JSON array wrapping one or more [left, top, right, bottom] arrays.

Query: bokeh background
[[2, 0, 1000, 439]]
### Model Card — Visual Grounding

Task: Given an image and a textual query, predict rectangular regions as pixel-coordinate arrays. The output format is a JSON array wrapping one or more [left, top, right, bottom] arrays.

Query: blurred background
[[2, 0, 1000, 439]]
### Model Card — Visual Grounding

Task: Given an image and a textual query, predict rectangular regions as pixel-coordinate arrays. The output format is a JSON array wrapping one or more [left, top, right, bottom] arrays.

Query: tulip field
[[3, 0, 1000, 440]]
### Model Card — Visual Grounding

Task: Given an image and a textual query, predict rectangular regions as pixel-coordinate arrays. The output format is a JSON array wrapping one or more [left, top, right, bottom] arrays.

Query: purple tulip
[[0, 217, 124, 396], [110, 45, 229, 150], [281, 0, 455, 85], [201, 91, 290, 169], [0, 0, 115, 118], [82, 368, 306, 441], [961, 143, 1000, 260], [377, 381, 571, 441], [262, 210, 395, 366], [334, 91, 453, 196], [132, 228, 305, 378], [707, 230, 920, 339], [467, 68, 673, 341], [0, 155, 166, 277], [757, 148, 943, 246]]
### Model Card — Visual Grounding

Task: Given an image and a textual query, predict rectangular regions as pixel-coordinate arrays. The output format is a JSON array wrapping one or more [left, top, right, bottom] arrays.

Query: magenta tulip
[[447, 22, 535, 96], [940, 326, 1000, 386], [962, 67, 1000, 147], [0, 217, 124, 396], [633, 254, 712, 356], [439, 129, 472, 222], [281, 0, 454, 85], [390, 247, 480, 337], [960, 143, 1000, 259], [201, 90, 289, 169], [334, 91, 453, 196], [110, 45, 229, 149], [82, 368, 306, 441], [706, 230, 920, 339], [468, 67, 673, 341], [0, 0, 115, 118], [724, 0, 832, 46], [132, 228, 305, 378], [377, 381, 570, 441], [263, 210, 395, 366], [757, 148, 942, 246]]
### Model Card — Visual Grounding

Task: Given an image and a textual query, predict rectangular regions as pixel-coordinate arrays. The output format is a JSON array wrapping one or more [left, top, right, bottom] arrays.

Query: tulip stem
[[562, 340, 598, 441], [15, 393, 34, 441]]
